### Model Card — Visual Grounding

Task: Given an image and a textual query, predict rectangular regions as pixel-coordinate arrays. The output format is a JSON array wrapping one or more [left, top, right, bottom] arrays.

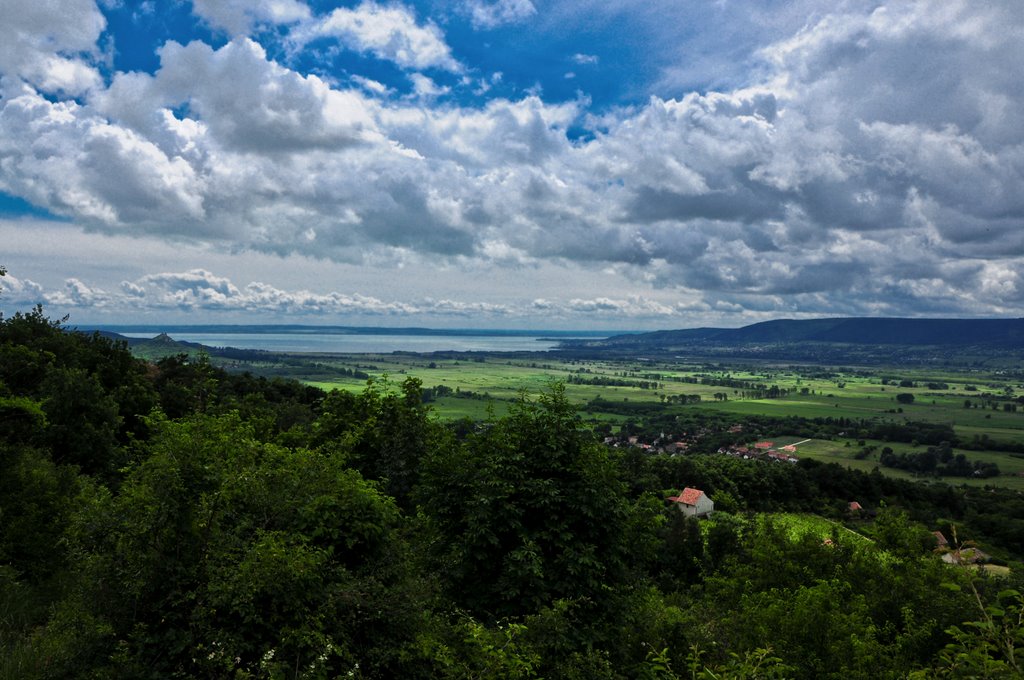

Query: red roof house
[[668, 487, 714, 518]]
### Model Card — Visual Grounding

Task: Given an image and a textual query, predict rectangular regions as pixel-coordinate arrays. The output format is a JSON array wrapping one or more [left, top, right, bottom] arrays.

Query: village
[[602, 423, 802, 464]]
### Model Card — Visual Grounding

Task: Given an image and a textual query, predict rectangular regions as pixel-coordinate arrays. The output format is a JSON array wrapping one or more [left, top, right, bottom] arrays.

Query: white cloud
[[463, 0, 536, 29], [3, 0, 1024, 322], [567, 296, 676, 316], [0, 268, 719, 322], [19, 268, 498, 316], [571, 53, 598, 65], [408, 73, 449, 99], [45, 278, 111, 307], [0, 273, 46, 304], [0, 88, 205, 230], [293, 2, 461, 72], [192, 0, 311, 35], [0, 0, 104, 95], [351, 75, 392, 96], [138, 38, 379, 152]]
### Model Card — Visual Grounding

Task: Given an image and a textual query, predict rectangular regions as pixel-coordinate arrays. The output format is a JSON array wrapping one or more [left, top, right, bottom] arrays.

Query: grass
[[765, 512, 874, 547], [190, 347, 1024, 490], [792, 438, 1024, 491]]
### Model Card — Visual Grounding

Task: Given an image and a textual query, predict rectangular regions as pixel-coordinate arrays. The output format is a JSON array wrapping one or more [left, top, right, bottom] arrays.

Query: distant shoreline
[[80, 324, 625, 339]]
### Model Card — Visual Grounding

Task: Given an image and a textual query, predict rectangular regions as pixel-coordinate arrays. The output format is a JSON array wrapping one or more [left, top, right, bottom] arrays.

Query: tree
[[418, 384, 631, 618], [872, 507, 934, 559], [34, 413, 431, 678], [897, 393, 915, 405], [38, 367, 121, 477], [0, 444, 80, 582], [313, 376, 441, 508]]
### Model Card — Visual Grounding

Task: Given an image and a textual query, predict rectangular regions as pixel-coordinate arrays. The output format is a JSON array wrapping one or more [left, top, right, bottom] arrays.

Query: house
[[766, 451, 799, 463], [942, 547, 990, 565], [848, 501, 863, 513], [932, 531, 949, 548], [668, 487, 714, 518]]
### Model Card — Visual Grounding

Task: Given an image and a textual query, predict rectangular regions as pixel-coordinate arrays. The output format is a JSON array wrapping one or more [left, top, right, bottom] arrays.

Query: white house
[[668, 487, 714, 518]]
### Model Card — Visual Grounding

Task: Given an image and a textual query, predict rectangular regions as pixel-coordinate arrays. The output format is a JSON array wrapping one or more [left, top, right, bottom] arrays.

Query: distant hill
[[73, 329, 206, 360], [564, 317, 1024, 357]]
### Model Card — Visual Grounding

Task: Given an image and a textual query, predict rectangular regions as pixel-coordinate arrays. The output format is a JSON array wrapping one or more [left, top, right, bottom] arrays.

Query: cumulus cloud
[[116, 269, 421, 314], [408, 73, 450, 99], [3, 269, 714, 322], [0, 87, 205, 230], [97, 38, 380, 153], [293, 2, 461, 72], [45, 278, 112, 307], [463, 0, 536, 29], [0, 273, 46, 304], [192, 0, 311, 35], [567, 296, 676, 316], [2, 0, 1024, 321], [0, 0, 104, 95]]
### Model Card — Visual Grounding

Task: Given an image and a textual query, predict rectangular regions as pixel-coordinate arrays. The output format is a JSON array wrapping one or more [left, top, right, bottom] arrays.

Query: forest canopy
[[1, 307, 1023, 678]]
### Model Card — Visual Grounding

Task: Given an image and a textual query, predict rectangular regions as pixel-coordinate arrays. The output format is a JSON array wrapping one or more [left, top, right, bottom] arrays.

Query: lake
[[117, 330, 606, 353]]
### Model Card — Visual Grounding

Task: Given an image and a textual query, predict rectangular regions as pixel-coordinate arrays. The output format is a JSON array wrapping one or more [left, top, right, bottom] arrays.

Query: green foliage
[[151, 353, 222, 418], [4, 306, 1024, 678], [313, 376, 439, 508], [0, 308, 158, 478], [653, 509, 704, 590], [636, 643, 791, 679], [870, 507, 936, 559], [39, 367, 122, 477], [26, 413, 428, 677], [912, 584, 1024, 678], [0, 394, 46, 444], [419, 384, 631, 618], [423, 617, 541, 680], [0, 445, 80, 582]]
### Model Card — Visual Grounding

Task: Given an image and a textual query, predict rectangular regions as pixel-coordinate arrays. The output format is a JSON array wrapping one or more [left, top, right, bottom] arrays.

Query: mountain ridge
[[569, 317, 1024, 350]]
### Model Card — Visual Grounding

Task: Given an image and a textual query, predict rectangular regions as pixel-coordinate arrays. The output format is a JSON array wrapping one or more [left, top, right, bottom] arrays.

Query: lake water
[[119, 331, 594, 353]]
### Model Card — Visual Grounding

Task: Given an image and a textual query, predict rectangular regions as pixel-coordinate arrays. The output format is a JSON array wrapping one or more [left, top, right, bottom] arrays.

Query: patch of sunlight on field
[[767, 513, 873, 546]]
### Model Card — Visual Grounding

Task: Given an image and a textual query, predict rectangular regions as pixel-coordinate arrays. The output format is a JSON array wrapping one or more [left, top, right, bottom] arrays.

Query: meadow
[[210, 348, 1024, 490]]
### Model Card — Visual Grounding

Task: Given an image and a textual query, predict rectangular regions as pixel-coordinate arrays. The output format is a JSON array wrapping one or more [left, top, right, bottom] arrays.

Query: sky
[[0, 0, 1022, 330]]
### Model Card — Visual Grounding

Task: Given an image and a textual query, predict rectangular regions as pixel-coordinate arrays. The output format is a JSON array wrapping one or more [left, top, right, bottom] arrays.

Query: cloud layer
[[1, 0, 1023, 324], [2, 268, 701, 322]]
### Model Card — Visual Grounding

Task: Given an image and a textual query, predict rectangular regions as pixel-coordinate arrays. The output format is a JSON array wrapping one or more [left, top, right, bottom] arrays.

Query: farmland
[[185, 345, 1024, 491]]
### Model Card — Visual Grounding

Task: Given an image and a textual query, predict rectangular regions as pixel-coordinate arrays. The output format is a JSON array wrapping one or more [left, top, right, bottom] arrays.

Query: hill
[[73, 329, 205, 361], [561, 317, 1024, 363]]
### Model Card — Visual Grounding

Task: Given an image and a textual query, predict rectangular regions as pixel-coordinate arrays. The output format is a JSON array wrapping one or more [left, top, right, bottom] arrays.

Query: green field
[[761, 512, 874, 547], [791, 438, 1024, 491], [295, 354, 1023, 426], [198, 349, 1024, 491]]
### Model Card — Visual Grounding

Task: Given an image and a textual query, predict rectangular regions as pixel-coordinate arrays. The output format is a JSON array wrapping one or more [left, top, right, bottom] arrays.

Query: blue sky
[[1, 0, 1022, 329]]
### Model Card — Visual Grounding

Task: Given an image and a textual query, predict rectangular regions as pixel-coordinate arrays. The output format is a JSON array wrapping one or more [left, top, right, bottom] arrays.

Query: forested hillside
[[2, 307, 1023, 678], [580, 317, 1024, 349], [563, 317, 1024, 364]]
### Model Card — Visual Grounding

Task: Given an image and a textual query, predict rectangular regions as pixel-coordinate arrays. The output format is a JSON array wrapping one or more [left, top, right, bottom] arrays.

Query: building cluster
[[717, 441, 800, 464], [602, 429, 712, 454]]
